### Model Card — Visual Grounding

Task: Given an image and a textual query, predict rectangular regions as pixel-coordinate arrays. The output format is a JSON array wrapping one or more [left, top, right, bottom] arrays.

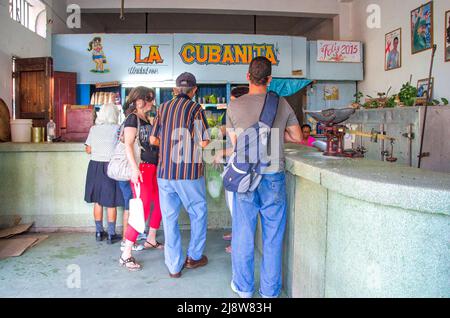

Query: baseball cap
[[176, 72, 197, 87]]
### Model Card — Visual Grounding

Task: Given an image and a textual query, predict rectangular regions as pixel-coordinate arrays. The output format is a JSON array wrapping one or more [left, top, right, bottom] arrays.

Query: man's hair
[[231, 86, 249, 99], [173, 86, 196, 96], [301, 124, 312, 131], [248, 56, 272, 86]]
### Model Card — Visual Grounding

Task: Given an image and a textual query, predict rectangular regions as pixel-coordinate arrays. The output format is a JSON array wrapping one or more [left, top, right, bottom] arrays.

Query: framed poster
[[324, 86, 339, 100], [317, 40, 362, 63], [411, 1, 434, 54], [445, 10, 450, 62], [417, 77, 434, 99], [385, 28, 402, 71]]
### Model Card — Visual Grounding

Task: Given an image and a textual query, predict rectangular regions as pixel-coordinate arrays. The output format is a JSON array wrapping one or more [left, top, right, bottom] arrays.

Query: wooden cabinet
[[14, 57, 53, 127], [14, 58, 78, 137], [54, 71, 77, 135]]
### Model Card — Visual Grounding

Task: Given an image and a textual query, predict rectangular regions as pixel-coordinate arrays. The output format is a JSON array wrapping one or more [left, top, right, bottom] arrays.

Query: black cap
[[176, 72, 197, 87]]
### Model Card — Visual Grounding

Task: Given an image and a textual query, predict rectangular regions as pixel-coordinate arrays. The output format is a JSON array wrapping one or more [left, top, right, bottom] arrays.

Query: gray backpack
[[222, 92, 279, 193]]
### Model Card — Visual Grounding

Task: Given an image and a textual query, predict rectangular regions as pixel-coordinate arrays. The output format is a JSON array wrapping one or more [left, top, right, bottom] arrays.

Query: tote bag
[[128, 183, 146, 234], [107, 114, 144, 181]]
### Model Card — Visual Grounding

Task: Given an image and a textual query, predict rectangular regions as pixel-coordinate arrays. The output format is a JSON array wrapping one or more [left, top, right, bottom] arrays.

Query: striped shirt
[[151, 94, 210, 180]]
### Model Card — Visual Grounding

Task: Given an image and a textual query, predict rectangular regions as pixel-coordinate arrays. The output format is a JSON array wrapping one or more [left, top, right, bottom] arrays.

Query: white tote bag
[[128, 183, 146, 234]]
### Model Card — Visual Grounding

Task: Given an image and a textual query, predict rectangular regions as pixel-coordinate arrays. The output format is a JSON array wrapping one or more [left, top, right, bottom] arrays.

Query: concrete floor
[[0, 230, 283, 298]]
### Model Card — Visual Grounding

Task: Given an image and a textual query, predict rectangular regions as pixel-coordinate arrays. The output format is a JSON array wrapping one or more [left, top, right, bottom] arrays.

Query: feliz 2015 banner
[[317, 40, 362, 63]]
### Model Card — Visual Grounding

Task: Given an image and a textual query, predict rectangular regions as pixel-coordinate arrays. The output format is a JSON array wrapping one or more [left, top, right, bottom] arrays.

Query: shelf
[[201, 103, 228, 110]]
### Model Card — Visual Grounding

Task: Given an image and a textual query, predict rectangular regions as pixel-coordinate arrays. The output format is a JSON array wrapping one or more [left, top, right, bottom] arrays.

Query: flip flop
[[119, 256, 142, 271], [144, 240, 164, 250]]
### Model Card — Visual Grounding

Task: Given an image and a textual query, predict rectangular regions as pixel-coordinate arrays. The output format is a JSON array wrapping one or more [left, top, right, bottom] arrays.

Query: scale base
[[323, 150, 365, 158]]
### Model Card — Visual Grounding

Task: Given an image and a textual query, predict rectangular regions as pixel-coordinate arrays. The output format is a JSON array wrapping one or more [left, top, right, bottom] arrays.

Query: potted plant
[[398, 82, 418, 106], [352, 91, 364, 108]]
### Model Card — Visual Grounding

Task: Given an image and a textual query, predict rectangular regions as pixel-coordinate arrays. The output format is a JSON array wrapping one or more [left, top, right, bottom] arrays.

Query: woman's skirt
[[84, 160, 124, 208]]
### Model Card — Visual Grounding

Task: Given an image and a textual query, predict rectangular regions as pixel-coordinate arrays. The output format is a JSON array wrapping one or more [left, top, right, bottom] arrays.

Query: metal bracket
[[418, 152, 430, 159], [370, 128, 380, 143], [402, 132, 415, 140]]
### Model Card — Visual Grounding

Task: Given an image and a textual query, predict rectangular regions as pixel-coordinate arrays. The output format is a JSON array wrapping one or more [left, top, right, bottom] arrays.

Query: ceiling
[[57, 12, 334, 39]]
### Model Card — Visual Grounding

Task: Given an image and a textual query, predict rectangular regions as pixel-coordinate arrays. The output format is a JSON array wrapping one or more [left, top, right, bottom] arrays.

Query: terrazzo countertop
[[284, 144, 450, 215]]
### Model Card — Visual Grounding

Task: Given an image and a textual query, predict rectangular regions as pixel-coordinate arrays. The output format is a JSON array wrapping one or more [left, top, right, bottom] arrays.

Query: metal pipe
[[418, 44, 437, 168], [120, 0, 125, 20]]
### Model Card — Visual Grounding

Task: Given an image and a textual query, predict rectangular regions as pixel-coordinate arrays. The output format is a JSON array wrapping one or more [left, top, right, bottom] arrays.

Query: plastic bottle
[[47, 120, 56, 142]]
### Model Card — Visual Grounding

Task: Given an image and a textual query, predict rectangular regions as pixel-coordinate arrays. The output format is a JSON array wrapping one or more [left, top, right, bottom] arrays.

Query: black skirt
[[84, 160, 124, 208]]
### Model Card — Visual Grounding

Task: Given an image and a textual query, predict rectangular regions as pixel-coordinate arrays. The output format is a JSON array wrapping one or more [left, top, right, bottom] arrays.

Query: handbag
[[128, 183, 146, 234], [107, 113, 144, 181]]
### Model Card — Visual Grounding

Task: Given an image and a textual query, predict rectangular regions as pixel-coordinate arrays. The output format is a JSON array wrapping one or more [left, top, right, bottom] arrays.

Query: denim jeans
[[231, 172, 287, 298], [118, 181, 133, 210], [157, 177, 208, 274]]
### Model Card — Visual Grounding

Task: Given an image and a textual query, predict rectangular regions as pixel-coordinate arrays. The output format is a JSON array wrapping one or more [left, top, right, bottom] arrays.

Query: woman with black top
[[120, 87, 163, 271]]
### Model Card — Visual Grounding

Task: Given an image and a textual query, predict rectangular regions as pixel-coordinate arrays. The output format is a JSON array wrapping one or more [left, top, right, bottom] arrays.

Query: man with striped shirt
[[150, 72, 210, 278]]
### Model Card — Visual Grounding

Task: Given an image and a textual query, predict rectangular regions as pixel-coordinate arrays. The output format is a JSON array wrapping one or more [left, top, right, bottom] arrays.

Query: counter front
[[269, 144, 450, 298], [0, 143, 230, 231]]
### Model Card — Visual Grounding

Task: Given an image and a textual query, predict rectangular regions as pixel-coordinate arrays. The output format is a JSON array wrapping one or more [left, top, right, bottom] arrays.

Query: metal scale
[[306, 108, 397, 162]]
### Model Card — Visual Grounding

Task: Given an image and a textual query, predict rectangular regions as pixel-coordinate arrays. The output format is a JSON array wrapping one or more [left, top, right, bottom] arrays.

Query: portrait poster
[[385, 28, 402, 71], [411, 1, 434, 54]]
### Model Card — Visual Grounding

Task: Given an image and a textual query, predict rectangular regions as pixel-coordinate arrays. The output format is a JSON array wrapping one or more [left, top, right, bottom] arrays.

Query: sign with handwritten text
[[317, 40, 362, 63]]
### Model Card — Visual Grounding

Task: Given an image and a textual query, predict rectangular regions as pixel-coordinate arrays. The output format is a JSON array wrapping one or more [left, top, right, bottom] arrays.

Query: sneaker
[[230, 281, 253, 298], [120, 241, 144, 252], [137, 232, 148, 241]]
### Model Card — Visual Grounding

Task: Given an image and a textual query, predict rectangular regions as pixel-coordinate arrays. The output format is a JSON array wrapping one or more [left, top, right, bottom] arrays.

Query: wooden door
[[14, 57, 53, 127], [54, 72, 77, 135]]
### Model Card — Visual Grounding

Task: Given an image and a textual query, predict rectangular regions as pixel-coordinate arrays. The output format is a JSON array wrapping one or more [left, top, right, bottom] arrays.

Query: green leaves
[[398, 83, 418, 106]]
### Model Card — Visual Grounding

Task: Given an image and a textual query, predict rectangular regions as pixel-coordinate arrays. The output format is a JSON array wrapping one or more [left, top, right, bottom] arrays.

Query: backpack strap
[[259, 91, 279, 128]]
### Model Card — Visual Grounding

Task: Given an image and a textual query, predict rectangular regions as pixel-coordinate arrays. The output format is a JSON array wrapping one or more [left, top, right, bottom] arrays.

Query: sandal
[[144, 240, 164, 250], [119, 256, 142, 271]]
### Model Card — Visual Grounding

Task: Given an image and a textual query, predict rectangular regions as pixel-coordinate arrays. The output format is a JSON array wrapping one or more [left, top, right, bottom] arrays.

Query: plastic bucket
[[10, 119, 33, 142]]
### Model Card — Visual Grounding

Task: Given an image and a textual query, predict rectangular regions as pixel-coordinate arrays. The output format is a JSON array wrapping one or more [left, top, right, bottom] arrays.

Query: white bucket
[[10, 119, 33, 142]]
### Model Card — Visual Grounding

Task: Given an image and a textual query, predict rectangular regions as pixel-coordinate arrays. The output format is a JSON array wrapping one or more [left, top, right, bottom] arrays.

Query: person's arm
[[281, 98, 303, 143], [149, 108, 161, 146], [85, 128, 93, 154], [195, 108, 211, 149], [123, 117, 143, 184], [284, 125, 303, 144]]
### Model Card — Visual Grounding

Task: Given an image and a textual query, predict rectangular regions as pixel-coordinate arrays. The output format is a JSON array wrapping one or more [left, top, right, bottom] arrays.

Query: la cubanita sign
[[179, 43, 279, 65], [52, 34, 309, 84]]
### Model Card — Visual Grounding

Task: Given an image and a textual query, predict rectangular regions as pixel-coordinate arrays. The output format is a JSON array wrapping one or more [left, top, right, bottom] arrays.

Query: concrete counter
[[0, 142, 85, 153], [284, 145, 450, 215], [0, 142, 229, 231], [275, 144, 450, 298]]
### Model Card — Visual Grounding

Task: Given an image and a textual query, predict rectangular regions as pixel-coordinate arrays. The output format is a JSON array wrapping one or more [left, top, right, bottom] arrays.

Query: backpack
[[222, 91, 279, 193]]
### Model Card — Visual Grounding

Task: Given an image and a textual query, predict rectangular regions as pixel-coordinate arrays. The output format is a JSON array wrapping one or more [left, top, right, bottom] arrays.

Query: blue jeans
[[231, 172, 287, 298], [157, 177, 208, 274], [118, 181, 133, 210]]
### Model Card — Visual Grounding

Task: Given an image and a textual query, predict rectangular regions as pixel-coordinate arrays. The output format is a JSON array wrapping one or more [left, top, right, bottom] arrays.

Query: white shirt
[[85, 124, 120, 162]]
